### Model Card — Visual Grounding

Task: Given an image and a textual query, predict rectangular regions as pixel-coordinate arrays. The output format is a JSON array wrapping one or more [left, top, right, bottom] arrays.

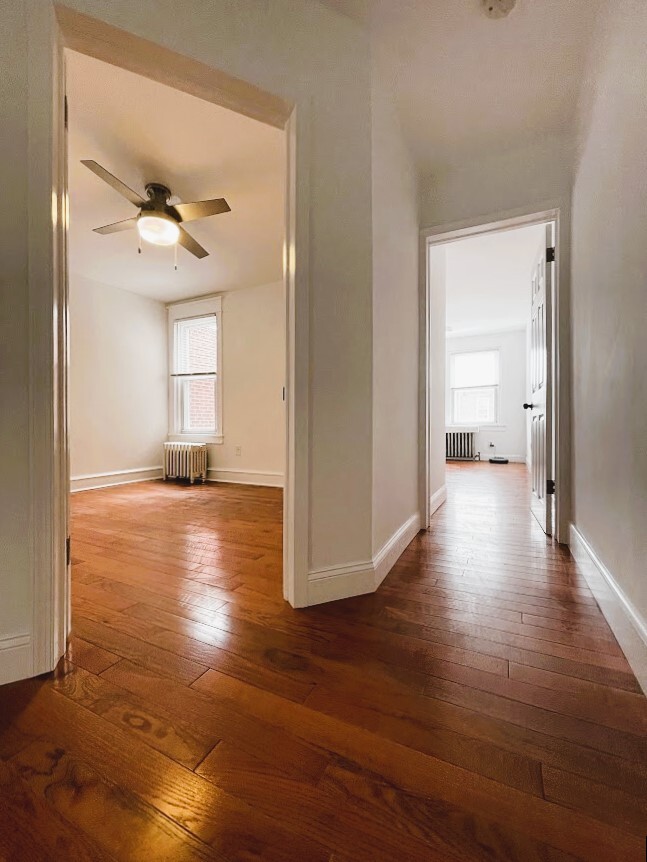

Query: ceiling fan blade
[[178, 226, 209, 259], [81, 160, 145, 207], [174, 198, 231, 222], [93, 217, 139, 235]]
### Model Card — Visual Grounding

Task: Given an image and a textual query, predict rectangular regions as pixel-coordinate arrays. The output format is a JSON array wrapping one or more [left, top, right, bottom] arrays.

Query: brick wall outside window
[[180, 318, 217, 431]]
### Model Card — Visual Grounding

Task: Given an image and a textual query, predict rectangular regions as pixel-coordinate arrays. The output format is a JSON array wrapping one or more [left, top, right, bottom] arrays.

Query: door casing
[[26, 2, 308, 682], [419, 206, 569, 542]]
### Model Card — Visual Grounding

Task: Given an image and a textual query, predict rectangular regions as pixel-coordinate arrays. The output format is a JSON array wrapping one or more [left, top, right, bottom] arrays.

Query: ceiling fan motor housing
[[145, 182, 173, 206]]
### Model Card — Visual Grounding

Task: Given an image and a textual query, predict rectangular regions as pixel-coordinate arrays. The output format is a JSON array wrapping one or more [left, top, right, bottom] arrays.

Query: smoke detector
[[482, 0, 516, 18]]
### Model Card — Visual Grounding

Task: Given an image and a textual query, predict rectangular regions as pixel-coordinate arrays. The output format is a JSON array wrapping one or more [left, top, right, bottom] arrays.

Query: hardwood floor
[[1, 464, 645, 861]]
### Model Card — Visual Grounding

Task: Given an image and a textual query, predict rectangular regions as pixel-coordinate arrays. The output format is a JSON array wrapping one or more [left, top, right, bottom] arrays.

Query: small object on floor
[[489, 456, 509, 464]]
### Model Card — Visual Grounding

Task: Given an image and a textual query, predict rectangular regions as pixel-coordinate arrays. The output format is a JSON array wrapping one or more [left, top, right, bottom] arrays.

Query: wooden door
[[527, 225, 554, 535]]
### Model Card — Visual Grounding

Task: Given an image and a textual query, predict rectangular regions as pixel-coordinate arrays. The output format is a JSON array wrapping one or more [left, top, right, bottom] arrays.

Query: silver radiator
[[445, 429, 480, 461], [163, 442, 207, 483]]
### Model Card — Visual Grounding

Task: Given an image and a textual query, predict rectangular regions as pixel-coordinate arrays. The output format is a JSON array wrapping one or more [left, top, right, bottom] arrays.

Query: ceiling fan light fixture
[[137, 213, 180, 246]]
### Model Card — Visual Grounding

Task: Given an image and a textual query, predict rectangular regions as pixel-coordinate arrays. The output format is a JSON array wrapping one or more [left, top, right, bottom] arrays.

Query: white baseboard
[[70, 467, 163, 493], [307, 560, 375, 606], [374, 513, 421, 587], [0, 634, 32, 686], [569, 524, 647, 695], [429, 485, 447, 517], [307, 512, 421, 606], [207, 468, 284, 488]]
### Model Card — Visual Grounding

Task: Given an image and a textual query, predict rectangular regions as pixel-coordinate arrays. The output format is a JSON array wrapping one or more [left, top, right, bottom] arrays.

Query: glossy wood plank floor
[[1, 464, 646, 861]]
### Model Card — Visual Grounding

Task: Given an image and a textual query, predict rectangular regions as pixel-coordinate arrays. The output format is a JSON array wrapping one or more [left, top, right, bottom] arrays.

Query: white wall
[[208, 281, 285, 486], [371, 50, 420, 555], [419, 135, 574, 230], [429, 247, 446, 503], [570, 0, 647, 626], [446, 329, 528, 462], [0, 0, 30, 654], [1, 0, 376, 670], [69, 275, 168, 486]]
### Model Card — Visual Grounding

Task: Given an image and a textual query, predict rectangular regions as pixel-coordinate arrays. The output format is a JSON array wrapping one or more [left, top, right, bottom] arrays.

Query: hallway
[[0, 468, 645, 861]]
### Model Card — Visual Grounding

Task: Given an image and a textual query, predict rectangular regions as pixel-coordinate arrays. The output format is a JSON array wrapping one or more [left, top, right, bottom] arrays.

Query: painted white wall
[[371, 50, 420, 554], [570, 0, 647, 626], [429, 247, 446, 501], [419, 135, 574, 230], [208, 281, 285, 484], [69, 275, 167, 482], [0, 0, 30, 652], [446, 329, 528, 462]]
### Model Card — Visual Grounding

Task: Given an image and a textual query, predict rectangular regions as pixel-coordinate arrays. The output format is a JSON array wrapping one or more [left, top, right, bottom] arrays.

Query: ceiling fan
[[81, 159, 231, 259]]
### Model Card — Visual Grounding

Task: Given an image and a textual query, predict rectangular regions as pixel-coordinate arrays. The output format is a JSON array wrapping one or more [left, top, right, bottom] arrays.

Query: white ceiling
[[67, 51, 285, 303], [444, 223, 545, 335], [318, 0, 601, 174]]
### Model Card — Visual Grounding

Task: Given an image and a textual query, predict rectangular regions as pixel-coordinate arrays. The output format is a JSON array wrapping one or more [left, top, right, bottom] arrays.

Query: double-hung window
[[450, 349, 499, 425], [168, 296, 223, 443]]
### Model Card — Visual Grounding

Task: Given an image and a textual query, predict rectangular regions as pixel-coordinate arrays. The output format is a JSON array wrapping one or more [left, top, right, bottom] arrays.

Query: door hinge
[[546, 246, 556, 263], [66, 536, 71, 566], [546, 479, 556, 495], [64, 96, 68, 130]]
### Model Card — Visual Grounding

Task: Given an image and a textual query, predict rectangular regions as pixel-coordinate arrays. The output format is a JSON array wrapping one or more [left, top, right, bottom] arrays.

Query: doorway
[[27, 6, 304, 676], [65, 47, 289, 629], [420, 211, 566, 542]]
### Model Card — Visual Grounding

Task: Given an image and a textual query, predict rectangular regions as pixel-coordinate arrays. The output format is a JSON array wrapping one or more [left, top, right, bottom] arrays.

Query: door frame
[[28, 2, 309, 675], [419, 205, 570, 542]]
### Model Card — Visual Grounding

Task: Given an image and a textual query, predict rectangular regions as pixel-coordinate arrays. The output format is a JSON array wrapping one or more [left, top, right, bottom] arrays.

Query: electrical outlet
[[235, 446, 242, 456]]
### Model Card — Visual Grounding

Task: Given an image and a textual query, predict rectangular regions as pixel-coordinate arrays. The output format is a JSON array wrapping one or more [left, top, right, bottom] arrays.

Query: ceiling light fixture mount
[[81, 160, 231, 260], [137, 184, 180, 247], [482, 0, 516, 19]]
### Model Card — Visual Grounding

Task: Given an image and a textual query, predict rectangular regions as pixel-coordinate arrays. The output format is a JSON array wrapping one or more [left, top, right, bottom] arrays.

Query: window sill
[[478, 424, 507, 431], [168, 433, 224, 445]]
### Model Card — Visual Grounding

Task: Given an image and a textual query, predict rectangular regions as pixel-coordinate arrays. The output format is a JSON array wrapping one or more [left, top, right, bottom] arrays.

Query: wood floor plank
[[101, 659, 329, 784], [0, 759, 116, 862], [6, 680, 329, 862], [11, 740, 223, 862], [196, 740, 462, 862], [53, 660, 219, 769], [0, 466, 644, 860], [66, 636, 121, 675], [192, 669, 641, 862]]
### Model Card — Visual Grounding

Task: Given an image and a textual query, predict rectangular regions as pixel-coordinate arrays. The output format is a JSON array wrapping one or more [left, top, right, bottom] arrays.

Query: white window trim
[[448, 348, 501, 426], [167, 295, 224, 444]]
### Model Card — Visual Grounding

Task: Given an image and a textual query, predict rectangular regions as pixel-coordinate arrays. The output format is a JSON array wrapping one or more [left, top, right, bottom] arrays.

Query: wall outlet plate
[[235, 446, 242, 456]]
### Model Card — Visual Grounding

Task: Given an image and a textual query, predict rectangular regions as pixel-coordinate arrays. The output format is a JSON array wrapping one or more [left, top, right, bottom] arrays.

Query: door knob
[[523, 403, 534, 410]]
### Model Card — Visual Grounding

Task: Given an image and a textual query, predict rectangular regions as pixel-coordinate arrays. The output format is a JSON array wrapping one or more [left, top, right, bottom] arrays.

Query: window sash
[[168, 297, 222, 441], [174, 315, 218, 376], [178, 374, 218, 434], [452, 385, 498, 425], [450, 350, 499, 389]]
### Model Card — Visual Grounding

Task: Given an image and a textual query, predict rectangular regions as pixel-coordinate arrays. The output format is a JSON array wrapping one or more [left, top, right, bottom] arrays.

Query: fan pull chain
[[174, 243, 178, 271], [138, 232, 142, 255]]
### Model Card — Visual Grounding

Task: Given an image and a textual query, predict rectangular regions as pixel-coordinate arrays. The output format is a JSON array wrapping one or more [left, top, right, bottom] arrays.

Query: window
[[450, 350, 499, 425], [168, 296, 222, 442]]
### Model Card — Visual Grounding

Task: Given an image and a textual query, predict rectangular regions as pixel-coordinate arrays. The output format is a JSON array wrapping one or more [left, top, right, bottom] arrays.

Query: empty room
[[67, 49, 287, 634], [1, 1, 646, 860]]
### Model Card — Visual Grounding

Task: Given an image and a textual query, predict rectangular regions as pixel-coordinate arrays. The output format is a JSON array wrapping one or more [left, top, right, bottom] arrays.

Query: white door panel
[[527, 225, 554, 535]]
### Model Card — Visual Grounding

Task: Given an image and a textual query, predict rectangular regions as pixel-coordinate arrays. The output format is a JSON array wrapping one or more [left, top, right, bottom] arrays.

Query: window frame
[[167, 295, 223, 444], [449, 348, 501, 427]]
